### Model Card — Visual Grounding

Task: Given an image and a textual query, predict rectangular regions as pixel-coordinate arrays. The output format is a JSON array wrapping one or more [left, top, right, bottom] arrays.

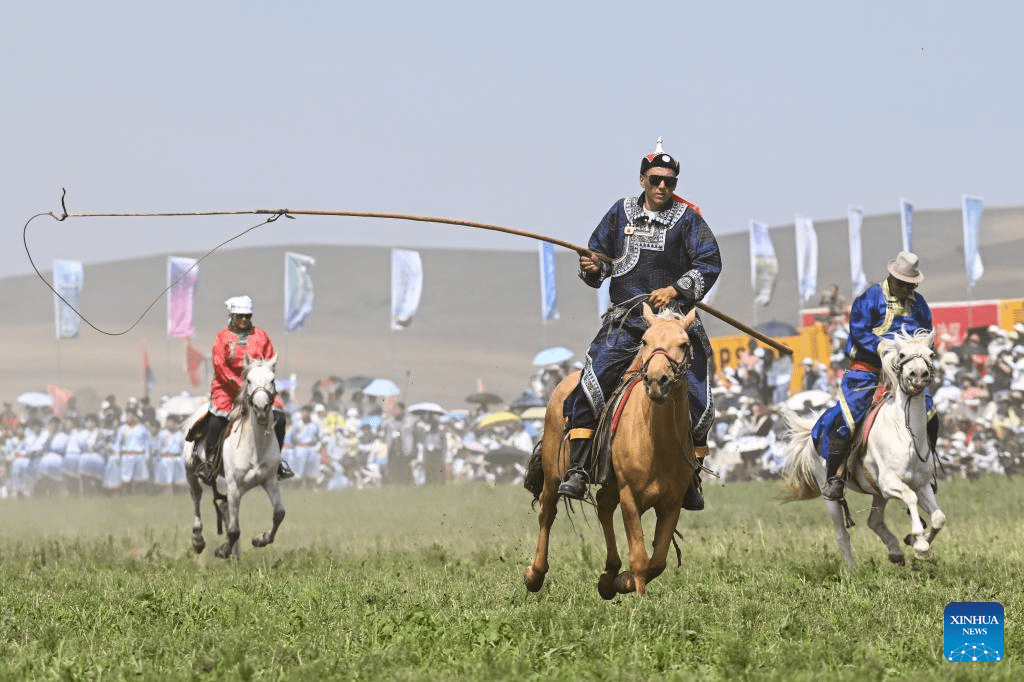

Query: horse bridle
[[641, 344, 693, 388], [890, 348, 934, 396]]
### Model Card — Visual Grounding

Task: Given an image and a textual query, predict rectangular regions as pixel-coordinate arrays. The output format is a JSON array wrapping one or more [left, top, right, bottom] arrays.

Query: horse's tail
[[523, 439, 545, 505], [780, 411, 824, 502]]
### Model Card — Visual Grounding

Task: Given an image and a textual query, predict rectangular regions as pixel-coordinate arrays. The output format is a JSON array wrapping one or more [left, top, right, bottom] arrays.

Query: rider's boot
[[272, 412, 294, 480], [927, 413, 939, 493], [557, 429, 593, 500], [682, 445, 708, 511], [821, 433, 850, 502]]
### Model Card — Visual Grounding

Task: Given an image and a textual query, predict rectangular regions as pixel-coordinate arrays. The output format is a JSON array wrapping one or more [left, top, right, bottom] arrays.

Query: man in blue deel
[[812, 251, 939, 501], [557, 139, 722, 510]]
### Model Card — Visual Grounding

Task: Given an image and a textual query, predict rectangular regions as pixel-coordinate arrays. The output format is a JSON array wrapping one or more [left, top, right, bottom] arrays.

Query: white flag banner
[[284, 251, 316, 331], [899, 197, 914, 253], [53, 260, 84, 340], [596, 278, 611, 319], [167, 256, 199, 338], [749, 220, 778, 306], [794, 214, 818, 304], [390, 249, 423, 330], [847, 206, 868, 296], [962, 195, 985, 288], [538, 242, 559, 321]]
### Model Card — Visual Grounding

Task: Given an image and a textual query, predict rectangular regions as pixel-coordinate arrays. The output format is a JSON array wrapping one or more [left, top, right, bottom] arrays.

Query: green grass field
[[1, 476, 1021, 681]]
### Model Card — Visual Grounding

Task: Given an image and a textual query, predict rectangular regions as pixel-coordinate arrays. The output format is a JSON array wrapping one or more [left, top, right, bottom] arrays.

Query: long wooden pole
[[58, 204, 794, 355]]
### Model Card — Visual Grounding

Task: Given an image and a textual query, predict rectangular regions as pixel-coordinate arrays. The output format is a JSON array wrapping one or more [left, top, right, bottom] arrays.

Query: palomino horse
[[782, 329, 944, 568], [525, 304, 699, 597], [183, 356, 286, 559]]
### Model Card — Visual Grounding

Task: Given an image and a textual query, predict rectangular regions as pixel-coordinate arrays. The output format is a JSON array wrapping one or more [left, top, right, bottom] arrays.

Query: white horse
[[782, 329, 945, 568], [182, 356, 286, 559]]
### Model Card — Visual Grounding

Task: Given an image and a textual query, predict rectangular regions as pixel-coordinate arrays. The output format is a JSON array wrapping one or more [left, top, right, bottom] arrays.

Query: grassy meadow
[[0, 476, 1021, 681]]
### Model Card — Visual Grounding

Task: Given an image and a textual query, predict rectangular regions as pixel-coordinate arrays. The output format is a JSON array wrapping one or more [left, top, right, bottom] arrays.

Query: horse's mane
[[878, 328, 934, 390]]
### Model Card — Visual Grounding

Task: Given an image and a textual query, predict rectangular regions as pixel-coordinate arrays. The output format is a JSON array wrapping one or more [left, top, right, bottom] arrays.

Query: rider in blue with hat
[[557, 138, 722, 509], [813, 250, 939, 501]]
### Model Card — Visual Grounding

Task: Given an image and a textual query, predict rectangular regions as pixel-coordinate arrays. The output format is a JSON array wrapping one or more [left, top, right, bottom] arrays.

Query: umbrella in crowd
[[520, 406, 547, 420], [346, 375, 375, 390], [363, 378, 401, 397], [481, 445, 532, 466], [508, 391, 546, 412], [466, 391, 503, 407], [755, 320, 800, 338], [159, 394, 206, 417], [532, 346, 574, 366], [476, 411, 521, 429], [407, 402, 447, 416], [785, 390, 833, 413], [17, 391, 53, 408]]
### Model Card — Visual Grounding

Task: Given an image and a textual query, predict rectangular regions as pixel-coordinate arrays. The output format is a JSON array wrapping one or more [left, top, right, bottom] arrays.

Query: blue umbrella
[[362, 378, 401, 397], [532, 346, 574, 366]]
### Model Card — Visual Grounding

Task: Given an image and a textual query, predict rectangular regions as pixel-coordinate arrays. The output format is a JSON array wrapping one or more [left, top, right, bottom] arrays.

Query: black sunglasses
[[645, 174, 677, 189]]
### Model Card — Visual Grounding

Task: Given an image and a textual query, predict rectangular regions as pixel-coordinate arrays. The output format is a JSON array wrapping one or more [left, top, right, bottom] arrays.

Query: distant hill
[[3, 205, 1022, 410]]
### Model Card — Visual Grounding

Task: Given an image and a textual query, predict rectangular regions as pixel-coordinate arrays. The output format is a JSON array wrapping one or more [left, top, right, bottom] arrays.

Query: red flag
[[186, 341, 204, 387], [47, 385, 72, 417]]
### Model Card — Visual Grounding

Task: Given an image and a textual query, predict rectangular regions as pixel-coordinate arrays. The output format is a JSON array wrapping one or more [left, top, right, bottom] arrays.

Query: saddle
[[184, 412, 229, 484], [840, 384, 889, 479]]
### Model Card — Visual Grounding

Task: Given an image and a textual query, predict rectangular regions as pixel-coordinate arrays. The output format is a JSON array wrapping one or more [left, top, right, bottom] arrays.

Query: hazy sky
[[3, 1, 1021, 278]]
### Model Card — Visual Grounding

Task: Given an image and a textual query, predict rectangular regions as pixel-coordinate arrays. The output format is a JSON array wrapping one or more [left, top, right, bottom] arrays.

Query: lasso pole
[[49, 200, 794, 355]]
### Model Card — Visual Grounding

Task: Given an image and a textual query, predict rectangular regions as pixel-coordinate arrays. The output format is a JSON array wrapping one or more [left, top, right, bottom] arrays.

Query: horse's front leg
[[523, 474, 559, 593], [904, 483, 945, 560], [645, 498, 683, 588], [185, 452, 206, 554], [865, 495, 905, 565], [876, 471, 928, 558], [252, 476, 285, 548], [214, 480, 242, 559], [612, 484, 649, 596], [595, 485, 621, 600]]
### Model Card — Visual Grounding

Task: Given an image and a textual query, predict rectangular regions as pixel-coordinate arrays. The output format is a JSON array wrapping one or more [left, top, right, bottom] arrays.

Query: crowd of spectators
[[4, 315, 1024, 499]]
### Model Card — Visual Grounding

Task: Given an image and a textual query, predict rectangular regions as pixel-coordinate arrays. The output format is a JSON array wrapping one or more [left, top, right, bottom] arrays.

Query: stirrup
[[557, 469, 590, 500], [821, 477, 845, 501], [277, 460, 295, 480]]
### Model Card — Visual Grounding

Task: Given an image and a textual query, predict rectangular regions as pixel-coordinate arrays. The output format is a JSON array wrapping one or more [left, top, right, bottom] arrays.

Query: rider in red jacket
[[203, 295, 293, 480]]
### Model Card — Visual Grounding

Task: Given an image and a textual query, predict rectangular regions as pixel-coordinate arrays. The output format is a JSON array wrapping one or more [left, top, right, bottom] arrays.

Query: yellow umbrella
[[476, 411, 521, 429]]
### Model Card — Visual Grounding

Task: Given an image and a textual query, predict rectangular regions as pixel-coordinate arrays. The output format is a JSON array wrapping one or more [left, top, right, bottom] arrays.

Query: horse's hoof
[[192, 538, 206, 554], [523, 566, 546, 593], [913, 551, 934, 563], [252, 533, 271, 548], [598, 574, 616, 600], [214, 544, 232, 559], [888, 553, 906, 566], [613, 572, 636, 595], [903, 533, 913, 546]]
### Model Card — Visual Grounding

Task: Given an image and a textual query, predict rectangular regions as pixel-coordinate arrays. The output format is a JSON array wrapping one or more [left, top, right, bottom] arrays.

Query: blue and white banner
[[538, 242, 559, 321], [53, 260, 84, 340], [284, 251, 316, 332], [962, 195, 985, 288], [900, 197, 914, 253], [596, 279, 610, 319], [794, 215, 818, 304], [390, 249, 423, 330], [847, 206, 868, 296], [749, 220, 778, 306]]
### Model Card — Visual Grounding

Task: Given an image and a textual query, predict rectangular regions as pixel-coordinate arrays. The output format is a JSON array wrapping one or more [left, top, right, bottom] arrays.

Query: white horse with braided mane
[[782, 329, 945, 568], [183, 356, 286, 559]]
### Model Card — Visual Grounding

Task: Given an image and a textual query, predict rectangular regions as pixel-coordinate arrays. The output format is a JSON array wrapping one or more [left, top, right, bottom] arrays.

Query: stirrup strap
[[568, 428, 594, 440]]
